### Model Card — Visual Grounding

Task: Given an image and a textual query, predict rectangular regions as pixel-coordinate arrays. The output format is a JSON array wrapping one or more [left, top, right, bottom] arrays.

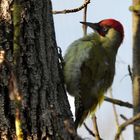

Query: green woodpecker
[[64, 19, 124, 128]]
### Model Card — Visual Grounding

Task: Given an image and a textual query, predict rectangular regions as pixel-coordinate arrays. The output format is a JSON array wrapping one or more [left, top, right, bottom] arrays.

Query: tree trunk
[[0, 0, 81, 139], [132, 0, 140, 139]]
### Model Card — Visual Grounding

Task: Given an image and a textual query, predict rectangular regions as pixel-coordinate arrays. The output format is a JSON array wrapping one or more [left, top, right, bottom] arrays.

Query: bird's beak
[[80, 22, 100, 32]]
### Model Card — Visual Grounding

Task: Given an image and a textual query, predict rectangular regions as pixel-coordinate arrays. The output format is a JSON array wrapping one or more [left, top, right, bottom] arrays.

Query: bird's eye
[[102, 26, 109, 33]]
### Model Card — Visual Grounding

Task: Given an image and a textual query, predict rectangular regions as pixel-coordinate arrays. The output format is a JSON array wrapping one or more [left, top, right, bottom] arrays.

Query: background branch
[[82, 0, 88, 36], [115, 113, 140, 140], [109, 88, 124, 140], [120, 114, 129, 121], [104, 96, 133, 108], [92, 116, 102, 140], [52, 0, 90, 14], [83, 123, 95, 137], [128, 65, 133, 81]]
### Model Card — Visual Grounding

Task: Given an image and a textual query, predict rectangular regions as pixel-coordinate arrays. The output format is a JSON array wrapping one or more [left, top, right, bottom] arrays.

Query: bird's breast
[[79, 53, 115, 99]]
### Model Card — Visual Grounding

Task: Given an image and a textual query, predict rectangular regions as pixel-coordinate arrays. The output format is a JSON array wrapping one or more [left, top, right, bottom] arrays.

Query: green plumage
[[64, 27, 122, 128]]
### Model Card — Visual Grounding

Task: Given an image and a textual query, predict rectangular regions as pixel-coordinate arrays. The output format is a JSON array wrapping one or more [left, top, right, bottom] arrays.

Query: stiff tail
[[75, 96, 84, 129], [74, 96, 89, 129], [74, 94, 105, 129]]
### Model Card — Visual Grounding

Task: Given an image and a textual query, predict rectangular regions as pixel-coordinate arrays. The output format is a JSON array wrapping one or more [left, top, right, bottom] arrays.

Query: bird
[[63, 19, 124, 129]]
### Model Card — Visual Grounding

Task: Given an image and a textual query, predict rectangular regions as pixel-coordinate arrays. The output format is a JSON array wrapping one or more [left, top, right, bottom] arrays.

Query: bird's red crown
[[99, 19, 124, 38]]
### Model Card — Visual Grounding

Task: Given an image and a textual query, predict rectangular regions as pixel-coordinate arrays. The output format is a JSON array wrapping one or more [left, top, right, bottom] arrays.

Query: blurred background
[[52, 0, 132, 139]]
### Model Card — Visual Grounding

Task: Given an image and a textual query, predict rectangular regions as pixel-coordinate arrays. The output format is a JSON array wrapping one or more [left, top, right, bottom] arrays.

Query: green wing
[[64, 33, 100, 96]]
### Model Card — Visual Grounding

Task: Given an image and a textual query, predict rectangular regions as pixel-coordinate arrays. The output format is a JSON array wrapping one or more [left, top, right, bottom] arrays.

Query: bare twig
[[82, 0, 88, 36], [52, 0, 90, 14], [115, 113, 140, 140], [83, 123, 95, 137], [109, 89, 120, 126], [92, 115, 102, 140], [120, 114, 140, 127], [104, 96, 133, 108], [120, 114, 128, 121], [109, 88, 124, 140], [128, 65, 133, 81]]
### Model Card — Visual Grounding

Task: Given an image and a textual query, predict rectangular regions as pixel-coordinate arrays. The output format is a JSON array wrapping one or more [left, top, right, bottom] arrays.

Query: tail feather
[[75, 110, 88, 129], [74, 96, 84, 129], [74, 96, 89, 129], [74, 94, 105, 129]]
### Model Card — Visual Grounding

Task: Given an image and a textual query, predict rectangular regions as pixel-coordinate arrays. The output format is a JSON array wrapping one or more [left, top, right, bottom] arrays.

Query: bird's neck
[[100, 29, 122, 55]]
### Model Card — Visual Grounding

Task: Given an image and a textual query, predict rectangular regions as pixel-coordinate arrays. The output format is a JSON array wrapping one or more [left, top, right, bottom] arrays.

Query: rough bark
[[132, 0, 140, 139], [0, 0, 81, 139]]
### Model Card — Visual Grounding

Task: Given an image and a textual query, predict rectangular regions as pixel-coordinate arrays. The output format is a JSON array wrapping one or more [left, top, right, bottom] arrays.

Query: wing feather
[[64, 34, 99, 96]]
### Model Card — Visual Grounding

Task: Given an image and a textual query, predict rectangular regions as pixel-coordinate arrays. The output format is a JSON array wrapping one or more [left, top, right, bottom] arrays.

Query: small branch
[[109, 88, 124, 140], [82, 0, 88, 36], [104, 96, 133, 108], [52, 0, 90, 14], [109, 89, 120, 127], [92, 116, 102, 140], [128, 65, 133, 81], [120, 114, 128, 121], [115, 113, 140, 140], [83, 123, 95, 137], [120, 114, 140, 127]]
